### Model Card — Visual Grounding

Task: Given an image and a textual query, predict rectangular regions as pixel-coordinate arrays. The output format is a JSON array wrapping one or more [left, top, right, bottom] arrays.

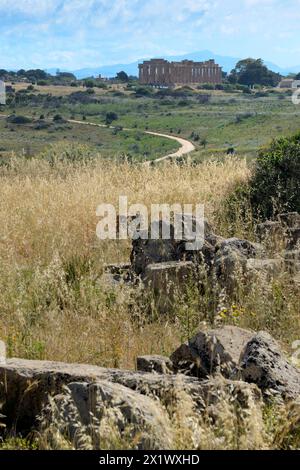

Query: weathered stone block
[[41, 381, 173, 450], [171, 326, 254, 379], [0, 357, 262, 439], [240, 332, 300, 400], [130, 217, 215, 277], [256, 221, 283, 243], [213, 238, 264, 293], [137, 355, 173, 374], [144, 261, 196, 313]]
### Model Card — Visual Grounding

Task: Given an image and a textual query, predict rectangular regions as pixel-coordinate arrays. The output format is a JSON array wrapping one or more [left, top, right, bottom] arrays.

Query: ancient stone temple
[[139, 58, 222, 86]]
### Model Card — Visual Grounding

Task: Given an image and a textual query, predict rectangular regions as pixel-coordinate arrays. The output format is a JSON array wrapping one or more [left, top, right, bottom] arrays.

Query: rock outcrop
[[41, 380, 173, 450], [240, 332, 300, 400], [136, 355, 173, 374], [105, 212, 300, 311], [171, 326, 254, 379], [171, 327, 300, 401], [1, 324, 299, 448], [0, 355, 262, 449]]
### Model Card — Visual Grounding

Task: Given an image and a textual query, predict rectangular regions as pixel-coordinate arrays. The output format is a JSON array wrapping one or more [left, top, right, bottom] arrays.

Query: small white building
[[279, 78, 300, 89]]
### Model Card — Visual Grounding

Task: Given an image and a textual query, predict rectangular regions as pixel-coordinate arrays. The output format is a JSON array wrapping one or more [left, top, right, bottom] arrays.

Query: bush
[[198, 83, 215, 90], [84, 80, 95, 88], [134, 87, 153, 97], [105, 112, 118, 125], [7, 115, 32, 124], [197, 94, 211, 104], [248, 133, 300, 218], [53, 114, 66, 123], [235, 113, 254, 123]]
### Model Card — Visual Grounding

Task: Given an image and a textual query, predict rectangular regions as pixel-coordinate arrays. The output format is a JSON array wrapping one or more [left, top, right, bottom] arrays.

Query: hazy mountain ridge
[[47, 50, 300, 79]]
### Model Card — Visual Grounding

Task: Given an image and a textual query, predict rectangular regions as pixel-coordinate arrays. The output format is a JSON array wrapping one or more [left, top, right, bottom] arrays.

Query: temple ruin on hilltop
[[138, 58, 222, 86]]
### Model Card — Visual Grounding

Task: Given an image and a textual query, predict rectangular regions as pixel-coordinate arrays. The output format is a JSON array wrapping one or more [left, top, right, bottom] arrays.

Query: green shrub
[[134, 86, 153, 97], [198, 83, 215, 90], [249, 133, 300, 218], [7, 114, 32, 124], [105, 111, 118, 125], [53, 114, 66, 123]]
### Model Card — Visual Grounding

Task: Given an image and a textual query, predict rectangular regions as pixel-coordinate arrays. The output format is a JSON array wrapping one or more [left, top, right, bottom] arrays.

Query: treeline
[[0, 68, 138, 87], [0, 69, 77, 85]]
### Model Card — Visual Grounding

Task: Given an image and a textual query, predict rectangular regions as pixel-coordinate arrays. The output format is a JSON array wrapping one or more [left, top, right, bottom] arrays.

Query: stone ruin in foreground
[[0, 213, 300, 449], [104, 211, 300, 313], [1, 326, 300, 449]]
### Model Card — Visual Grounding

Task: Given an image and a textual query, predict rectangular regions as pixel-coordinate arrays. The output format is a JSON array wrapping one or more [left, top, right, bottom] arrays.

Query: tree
[[249, 133, 300, 218], [229, 59, 281, 87], [116, 71, 129, 82], [295, 73, 300, 80], [105, 112, 118, 125], [84, 79, 95, 88]]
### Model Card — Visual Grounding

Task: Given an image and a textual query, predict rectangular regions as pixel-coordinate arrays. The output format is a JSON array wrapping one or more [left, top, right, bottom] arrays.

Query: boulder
[[240, 331, 300, 400], [213, 239, 264, 293], [40, 377, 262, 450], [130, 217, 215, 277], [40, 381, 173, 450], [256, 220, 283, 244], [143, 261, 197, 313], [131, 235, 179, 277], [136, 355, 173, 374], [0, 356, 261, 439], [216, 238, 265, 258], [171, 326, 254, 379]]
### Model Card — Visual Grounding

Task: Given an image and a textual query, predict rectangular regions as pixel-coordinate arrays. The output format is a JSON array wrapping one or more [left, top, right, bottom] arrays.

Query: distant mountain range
[[46, 50, 300, 79]]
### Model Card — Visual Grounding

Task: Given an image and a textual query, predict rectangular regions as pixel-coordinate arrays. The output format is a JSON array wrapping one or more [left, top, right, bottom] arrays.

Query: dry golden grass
[[7, 82, 128, 97], [1, 155, 300, 451], [0, 157, 250, 367], [0, 157, 250, 264], [0, 156, 299, 368]]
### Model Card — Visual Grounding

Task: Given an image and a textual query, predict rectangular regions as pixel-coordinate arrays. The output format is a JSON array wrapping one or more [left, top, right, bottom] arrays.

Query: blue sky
[[1, 0, 300, 70]]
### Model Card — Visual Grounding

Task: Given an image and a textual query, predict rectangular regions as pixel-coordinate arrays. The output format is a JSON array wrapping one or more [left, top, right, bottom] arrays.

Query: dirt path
[[144, 130, 195, 163], [0, 115, 195, 164], [68, 119, 195, 164]]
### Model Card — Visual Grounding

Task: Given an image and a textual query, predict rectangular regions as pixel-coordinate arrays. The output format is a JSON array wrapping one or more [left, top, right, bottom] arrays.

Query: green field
[[0, 116, 179, 162], [1, 84, 300, 162]]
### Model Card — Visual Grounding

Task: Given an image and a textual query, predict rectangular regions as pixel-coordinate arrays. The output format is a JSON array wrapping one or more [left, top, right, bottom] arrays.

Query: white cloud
[[1, 0, 300, 69], [0, 0, 61, 17]]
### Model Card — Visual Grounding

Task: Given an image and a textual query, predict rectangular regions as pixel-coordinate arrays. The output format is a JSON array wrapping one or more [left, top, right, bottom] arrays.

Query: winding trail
[[0, 114, 195, 164], [68, 119, 195, 164]]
